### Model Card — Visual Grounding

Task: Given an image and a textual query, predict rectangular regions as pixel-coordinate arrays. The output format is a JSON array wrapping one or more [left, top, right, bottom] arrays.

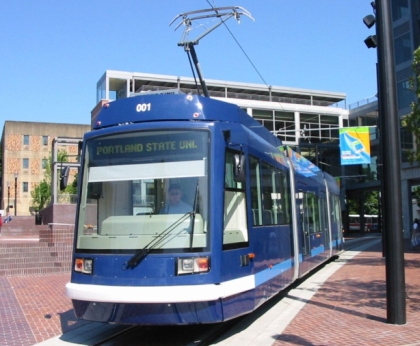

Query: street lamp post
[[14, 173, 18, 216], [376, 0, 406, 325], [7, 182, 10, 213], [363, 0, 406, 324]]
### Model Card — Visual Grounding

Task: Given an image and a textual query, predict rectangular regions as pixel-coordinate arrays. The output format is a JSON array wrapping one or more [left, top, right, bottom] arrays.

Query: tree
[[67, 172, 78, 194], [31, 180, 51, 211], [412, 185, 420, 207], [402, 46, 420, 164], [347, 190, 379, 215], [31, 149, 69, 211]]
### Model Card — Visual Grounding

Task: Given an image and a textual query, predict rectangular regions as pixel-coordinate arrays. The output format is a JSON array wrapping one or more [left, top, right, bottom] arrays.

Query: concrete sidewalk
[[216, 236, 419, 346], [273, 237, 419, 346]]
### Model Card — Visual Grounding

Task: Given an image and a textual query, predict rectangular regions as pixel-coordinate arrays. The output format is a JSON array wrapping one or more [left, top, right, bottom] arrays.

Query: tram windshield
[[76, 130, 209, 254]]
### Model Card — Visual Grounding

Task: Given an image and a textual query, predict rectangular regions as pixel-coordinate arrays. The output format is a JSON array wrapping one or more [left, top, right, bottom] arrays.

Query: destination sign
[[96, 139, 198, 155], [89, 131, 208, 163]]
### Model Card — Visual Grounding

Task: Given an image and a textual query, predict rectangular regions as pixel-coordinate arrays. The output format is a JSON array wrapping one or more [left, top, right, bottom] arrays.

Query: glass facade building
[[92, 1, 419, 237]]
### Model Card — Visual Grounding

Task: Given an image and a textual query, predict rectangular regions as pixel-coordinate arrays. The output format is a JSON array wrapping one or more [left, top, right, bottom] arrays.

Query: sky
[[0, 1, 378, 126]]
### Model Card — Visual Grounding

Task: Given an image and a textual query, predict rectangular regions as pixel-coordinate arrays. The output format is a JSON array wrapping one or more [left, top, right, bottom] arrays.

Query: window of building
[[320, 114, 340, 139], [275, 111, 295, 142], [394, 32, 412, 65], [42, 136, 48, 146], [99, 77, 127, 102], [368, 120, 379, 141], [397, 79, 415, 110], [253, 109, 274, 132], [300, 113, 321, 143], [42, 159, 48, 169], [300, 113, 340, 144], [401, 120, 414, 163], [96, 77, 106, 103], [23, 158, 29, 169], [392, 0, 409, 22], [358, 116, 378, 127], [23, 135, 29, 146], [23, 182, 28, 193]]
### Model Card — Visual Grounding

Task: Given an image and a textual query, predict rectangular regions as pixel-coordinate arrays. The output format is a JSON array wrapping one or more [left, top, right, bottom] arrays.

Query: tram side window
[[277, 170, 291, 225], [223, 150, 248, 249], [331, 195, 341, 223], [250, 158, 291, 227], [225, 150, 244, 189], [303, 193, 321, 234], [263, 163, 293, 225], [279, 169, 292, 225], [330, 195, 343, 234], [321, 197, 328, 232], [250, 156, 263, 226], [320, 197, 328, 247], [262, 162, 278, 225]]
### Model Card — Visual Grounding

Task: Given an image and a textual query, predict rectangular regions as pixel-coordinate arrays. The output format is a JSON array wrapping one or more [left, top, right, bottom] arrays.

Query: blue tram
[[65, 93, 343, 324]]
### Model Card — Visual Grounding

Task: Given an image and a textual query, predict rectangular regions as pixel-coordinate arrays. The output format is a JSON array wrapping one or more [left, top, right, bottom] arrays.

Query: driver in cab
[[160, 184, 192, 214]]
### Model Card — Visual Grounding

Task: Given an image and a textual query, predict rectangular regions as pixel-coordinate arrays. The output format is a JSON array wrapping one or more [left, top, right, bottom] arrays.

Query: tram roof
[[94, 93, 281, 148]]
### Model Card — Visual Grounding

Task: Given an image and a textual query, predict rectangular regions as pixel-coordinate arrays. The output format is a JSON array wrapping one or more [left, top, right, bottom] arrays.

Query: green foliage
[[413, 186, 420, 207], [31, 149, 70, 211], [65, 172, 78, 194], [347, 191, 379, 215], [347, 198, 359, 214], [31, 180, 50, 211], [403, 46, 420, 164]]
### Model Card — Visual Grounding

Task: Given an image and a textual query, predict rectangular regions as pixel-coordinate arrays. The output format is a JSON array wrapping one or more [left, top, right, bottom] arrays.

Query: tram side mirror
[[88, 182, 102, 199], [233, 153, 246, 183], [78, 141, 83, 159], [60, 166, 70, 191], [77, 141, 83, 178]]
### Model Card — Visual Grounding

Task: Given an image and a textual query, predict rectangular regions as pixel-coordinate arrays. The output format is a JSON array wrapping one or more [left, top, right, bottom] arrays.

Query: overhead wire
[[204, 0, 270, 89]]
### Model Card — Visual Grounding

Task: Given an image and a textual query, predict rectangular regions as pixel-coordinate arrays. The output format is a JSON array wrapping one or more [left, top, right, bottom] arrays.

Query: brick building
[[1, 121, 90, 216]]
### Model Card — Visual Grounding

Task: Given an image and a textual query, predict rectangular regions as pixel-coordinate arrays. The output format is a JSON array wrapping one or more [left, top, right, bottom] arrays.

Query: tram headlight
[[177, 257, 210, 275], [74, 258, 93, 275]]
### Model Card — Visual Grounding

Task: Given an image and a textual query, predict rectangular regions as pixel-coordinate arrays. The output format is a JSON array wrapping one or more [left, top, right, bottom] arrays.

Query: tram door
[[222, 150, 249, 253], [321, 197, 330, 252], [300, 191, 316, 257], [221, 150, 253, 291]]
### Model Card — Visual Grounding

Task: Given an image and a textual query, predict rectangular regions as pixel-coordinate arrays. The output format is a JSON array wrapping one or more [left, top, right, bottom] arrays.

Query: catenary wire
[[205, 0, 270, 89]]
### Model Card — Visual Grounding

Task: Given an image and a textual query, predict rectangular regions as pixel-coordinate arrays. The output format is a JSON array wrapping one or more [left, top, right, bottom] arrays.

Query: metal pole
[[375, 62, 385, 257], [14, 174, 18, 216], [7, 183, 10, 213], [375, 0, 406, 324], [187, 43, 209, 97]]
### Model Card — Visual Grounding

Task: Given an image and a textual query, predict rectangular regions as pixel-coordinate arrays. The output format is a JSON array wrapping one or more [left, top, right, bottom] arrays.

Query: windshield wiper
[[189, 180, 199, 249], [122, 212, 191, 270]]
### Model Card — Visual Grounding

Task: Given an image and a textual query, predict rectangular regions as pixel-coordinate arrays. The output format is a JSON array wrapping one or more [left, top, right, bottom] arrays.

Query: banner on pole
[[339, 127, 371, 165]]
